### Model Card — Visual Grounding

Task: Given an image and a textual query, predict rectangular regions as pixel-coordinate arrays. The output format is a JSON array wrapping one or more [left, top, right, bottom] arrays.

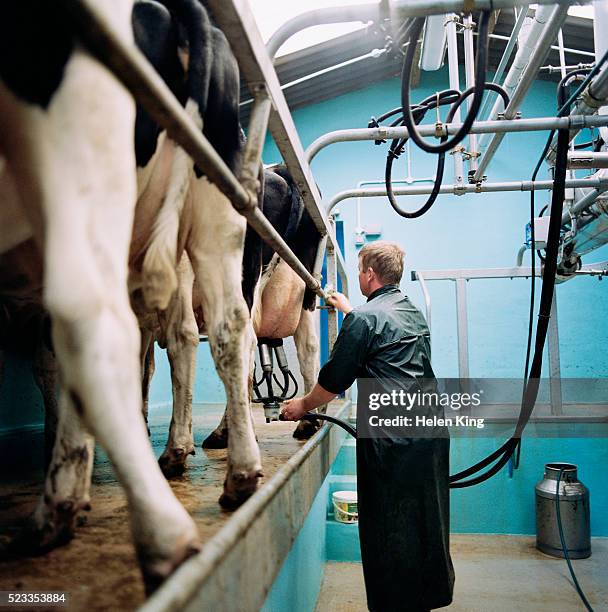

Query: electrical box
[[525, 216, 550, 249]]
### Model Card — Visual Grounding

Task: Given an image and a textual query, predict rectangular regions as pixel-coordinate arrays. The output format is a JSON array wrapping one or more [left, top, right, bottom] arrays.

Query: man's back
[[354, 284, 434, 383]]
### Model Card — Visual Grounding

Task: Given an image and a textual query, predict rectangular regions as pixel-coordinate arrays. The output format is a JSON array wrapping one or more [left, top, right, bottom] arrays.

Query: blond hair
[[358, 241, 405, 284]]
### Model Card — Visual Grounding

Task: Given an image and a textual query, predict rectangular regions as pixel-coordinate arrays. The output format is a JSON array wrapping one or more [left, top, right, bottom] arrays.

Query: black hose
[[296, 412, 358, 438], [556, 467, 595, 611], [384, 83, 510, 218], [400, 12, 491, 154], [449, 127, 571, 487], [448, 60, 599, 486]]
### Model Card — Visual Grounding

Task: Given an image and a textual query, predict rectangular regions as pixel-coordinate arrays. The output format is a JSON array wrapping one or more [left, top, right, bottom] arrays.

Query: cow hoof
[[218, 469, 263, 511], [159, 446, 195, 478], [141, 536, 202, 596], [293, 419, 320, 440], [10, 499, 89, 556], [202, 430, 228, 449]]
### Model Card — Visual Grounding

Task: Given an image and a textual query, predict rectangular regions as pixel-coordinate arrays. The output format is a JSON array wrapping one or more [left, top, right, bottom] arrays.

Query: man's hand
[[280, 397, 309, 421], [326, 291, 353, 314]]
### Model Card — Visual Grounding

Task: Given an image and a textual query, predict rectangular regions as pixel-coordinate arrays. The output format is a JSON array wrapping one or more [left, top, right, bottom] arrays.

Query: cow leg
[[159, 255, 197, 477], [32, 330, 59, 470], [202, 410, 228, 449], [292, 308, 324, 440], [201, 334, 257, 450], [1, 48, 199, 590], [140, 327, 155, 434], [187, 180, 262, 509], [19, 393, 94, 551]]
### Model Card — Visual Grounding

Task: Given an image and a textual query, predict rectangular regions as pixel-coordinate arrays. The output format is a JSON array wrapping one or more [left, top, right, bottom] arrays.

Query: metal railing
[[411, 262, 608, 417]]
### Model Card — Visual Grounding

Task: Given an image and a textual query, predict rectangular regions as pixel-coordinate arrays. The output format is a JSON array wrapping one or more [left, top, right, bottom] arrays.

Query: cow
[[0, 0, 201, 591], [204, 165, 326, 446], [146, 164, 325, 471], [126, 0, 263, 506]]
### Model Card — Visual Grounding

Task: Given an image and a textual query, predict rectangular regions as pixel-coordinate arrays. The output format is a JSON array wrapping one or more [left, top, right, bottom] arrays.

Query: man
[[281, 240, 454, 611]]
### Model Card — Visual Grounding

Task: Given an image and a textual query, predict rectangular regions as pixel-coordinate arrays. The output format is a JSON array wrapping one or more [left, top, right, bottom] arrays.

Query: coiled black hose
[[400, 11, 492, 155], [385, 83, 509, 218]]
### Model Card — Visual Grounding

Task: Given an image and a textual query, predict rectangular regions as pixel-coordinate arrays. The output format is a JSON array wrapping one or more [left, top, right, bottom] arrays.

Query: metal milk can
[[535, 463, 591, 559]]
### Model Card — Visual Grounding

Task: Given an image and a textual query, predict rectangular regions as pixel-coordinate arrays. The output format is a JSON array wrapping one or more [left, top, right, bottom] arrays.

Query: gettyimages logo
[[367, 389, 483, 412], [355, 378, 608, 439]]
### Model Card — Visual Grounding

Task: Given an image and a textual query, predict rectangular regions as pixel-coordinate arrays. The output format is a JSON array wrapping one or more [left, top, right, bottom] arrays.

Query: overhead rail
[[478, 5, 530, 121], [473, 3, 570, 181], [327, 176, 608, 212], [265, 0, 580, 26], [62, 0, 346, 306], [306, 114, 608, 163], [266, 3, 382, 60], [478, 4, 554, 138]]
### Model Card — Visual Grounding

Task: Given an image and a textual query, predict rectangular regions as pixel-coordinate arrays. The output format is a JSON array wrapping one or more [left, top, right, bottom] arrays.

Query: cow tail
[[168, 0, 213, 120]]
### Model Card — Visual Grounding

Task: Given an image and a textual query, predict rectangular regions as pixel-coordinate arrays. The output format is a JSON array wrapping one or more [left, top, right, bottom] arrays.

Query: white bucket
[[332, 490, 358, 523]]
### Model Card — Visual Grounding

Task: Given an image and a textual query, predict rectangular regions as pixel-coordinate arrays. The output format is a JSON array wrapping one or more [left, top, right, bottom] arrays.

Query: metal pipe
[[463, 14, 479, 176], [517, 244, 527, 266], [487, 32, 596, 59], [446, 13, 465, 184], [412, 259, 608, 282], [266, 3, 380, 60], [327, 176, 608, 212], [474, 4, 570, 181], [477, 5, 550, 148], [546, 62, 608, 163], [567, 151, 608, 169], [455, 277, 470, 379], [348, 0, 580, 19], [594, 0, 608, 144], [557, 29, 568, 80], [65, 0, 328, 300], [548, 293, 563, 415], [306, 115, 608, 163], [241, 87, 272, 191], [562, 172, 608, 224], [540, 63, 595, 73], [415, 272, 432, 333], [264, 0, 579, 60], [479, 5, 529, 121]]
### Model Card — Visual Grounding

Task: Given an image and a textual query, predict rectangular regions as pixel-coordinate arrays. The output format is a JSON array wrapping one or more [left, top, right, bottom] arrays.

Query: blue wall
[[256, 68, 608, 538], [262, 477, 328, 612]]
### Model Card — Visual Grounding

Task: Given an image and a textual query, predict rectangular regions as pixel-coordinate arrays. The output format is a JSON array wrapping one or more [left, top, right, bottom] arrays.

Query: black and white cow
[[139, 164, 324, 474], [127, 0, 262, 506], [0, 0, 200, 591]]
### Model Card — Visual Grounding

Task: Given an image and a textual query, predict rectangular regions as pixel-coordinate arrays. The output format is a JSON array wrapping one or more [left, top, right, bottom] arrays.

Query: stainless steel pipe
[[306, 115, 608, 163]]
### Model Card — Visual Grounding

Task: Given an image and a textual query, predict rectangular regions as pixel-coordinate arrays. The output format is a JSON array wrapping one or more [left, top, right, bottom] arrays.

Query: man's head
[[357, 240, 405, 297]]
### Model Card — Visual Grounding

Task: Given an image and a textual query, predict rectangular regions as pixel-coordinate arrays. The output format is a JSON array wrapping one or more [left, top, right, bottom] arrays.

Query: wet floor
[[0, 403, 311, 611]]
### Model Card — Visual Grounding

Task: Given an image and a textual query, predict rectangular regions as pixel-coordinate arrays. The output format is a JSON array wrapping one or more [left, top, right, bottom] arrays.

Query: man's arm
[[325, 291, 352, 315], [281, 308, 371, 422], [280, 383, 336, 421]]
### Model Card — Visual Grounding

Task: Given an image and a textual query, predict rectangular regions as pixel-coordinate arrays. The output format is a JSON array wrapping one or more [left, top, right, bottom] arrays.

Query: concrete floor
[[0, 402, 324, 610], [316, 534, 608, 612]]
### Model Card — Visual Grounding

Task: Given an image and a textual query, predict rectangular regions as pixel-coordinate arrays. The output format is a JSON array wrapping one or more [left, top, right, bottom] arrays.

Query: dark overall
[[318, 285, 454, 611]]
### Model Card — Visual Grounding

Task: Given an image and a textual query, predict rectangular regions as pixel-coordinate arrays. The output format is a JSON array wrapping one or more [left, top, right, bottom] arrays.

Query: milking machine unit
[[252, 338, 298, 422]]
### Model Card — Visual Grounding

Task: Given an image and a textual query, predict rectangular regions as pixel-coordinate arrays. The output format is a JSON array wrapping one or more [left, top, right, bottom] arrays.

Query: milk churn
[[535, 463, 591, 559]]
